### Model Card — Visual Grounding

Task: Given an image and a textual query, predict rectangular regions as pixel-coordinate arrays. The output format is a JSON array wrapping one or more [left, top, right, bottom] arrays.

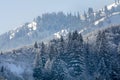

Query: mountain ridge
[[0, 2, 120, 51]]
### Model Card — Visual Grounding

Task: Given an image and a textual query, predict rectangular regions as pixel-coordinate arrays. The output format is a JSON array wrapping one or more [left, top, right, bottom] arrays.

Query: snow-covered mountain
[[1, 2, 120, 80], [0, 12, 83, 51], [0, 2, 120, 51]]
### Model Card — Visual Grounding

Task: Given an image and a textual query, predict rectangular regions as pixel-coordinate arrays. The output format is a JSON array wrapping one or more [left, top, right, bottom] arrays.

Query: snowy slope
[[107, 2, 118, 10], [78, 2, 120, 34], [54, 29, 69, 38], [0, 14, 83, 51], [83, 12, 120, 34], [0, 2, 120, 51]]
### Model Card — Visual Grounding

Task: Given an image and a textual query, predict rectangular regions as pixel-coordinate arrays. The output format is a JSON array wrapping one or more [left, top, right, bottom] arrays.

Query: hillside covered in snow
[[1, 2, 120, 51]]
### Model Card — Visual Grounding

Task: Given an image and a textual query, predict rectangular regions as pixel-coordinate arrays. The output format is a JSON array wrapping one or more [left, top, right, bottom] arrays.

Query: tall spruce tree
[[96, 31, 111, 80], [33, 42, 43, 80], [40, 42, 47, 67], [66, 31, 85, 77]]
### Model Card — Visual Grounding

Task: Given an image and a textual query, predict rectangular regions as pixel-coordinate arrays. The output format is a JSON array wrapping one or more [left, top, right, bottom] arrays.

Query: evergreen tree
[[49, 44, 57, 60], [72, 30, 79, 40], [36, 16, 41, 23], [33, 67, 43, 80], [66, 31, 84, 77], [88, 8, 94, 16], [51, 58, 66, 80], [104, 6, 109, 16], [34, 41, 38, 48], [84, 37, 96, 77], [111, 6, 115, 14], [88, 8, 95, 22], [0, 51, 3, 55], [58, 36, 65, 59], [77, 12, 80, 20], [111, 43, 120, 80], [40, 42, 47, 67], [84, 11, 87, 21], [33, 42, 43, 80], [96, 31, 111, 80], [0, 66, 4, 73], [95, 10, 101, 20]]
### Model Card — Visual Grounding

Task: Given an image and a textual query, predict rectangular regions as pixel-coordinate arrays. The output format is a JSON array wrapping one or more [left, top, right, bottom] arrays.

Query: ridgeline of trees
[[34, 4, 120, 32]]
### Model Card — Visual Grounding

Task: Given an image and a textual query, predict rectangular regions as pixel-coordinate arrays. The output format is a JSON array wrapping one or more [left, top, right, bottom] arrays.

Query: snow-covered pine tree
[[96, 31, 112, 80], [88, 8, 95, 22], [111, 43, 120, 80], [51, 56, 66, 80], [33, 42, 43, 80], [35, 16, 41, 24], [33, 67, 43, 80], [58, 36, 65, 59], [88, 8, 94, 16], [77, 12, 81, 21], [39, 42, 48, 67], [84, 11, 87, 21], [49, 44, 57, 61], [95, 10, 101, 20], [66, 31, 85, 78], [84, 37, 96, 79], [104, 6, 109, 17], [34, 41, 38, 48], [111, 6, 115, 14]]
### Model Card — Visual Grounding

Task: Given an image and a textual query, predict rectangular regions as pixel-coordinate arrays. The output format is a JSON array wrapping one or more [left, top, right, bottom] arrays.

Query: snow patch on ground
[[54, 29, 69, 38], [28, 22, 37, 31], [54, 32, 61, 38], [10, 32, 15, 40], [79, 28, 87, 33], [94, 12, 120, 26], [27, 32, 32, 36], [107, 3, 117, 10], [94, 17, 105, 25]]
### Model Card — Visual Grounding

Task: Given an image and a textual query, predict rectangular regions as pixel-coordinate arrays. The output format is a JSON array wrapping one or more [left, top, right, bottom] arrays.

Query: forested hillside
[[33, 26, 120, 80], [0, 25, 120, 80]]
